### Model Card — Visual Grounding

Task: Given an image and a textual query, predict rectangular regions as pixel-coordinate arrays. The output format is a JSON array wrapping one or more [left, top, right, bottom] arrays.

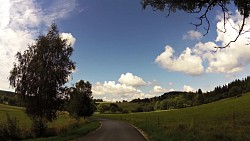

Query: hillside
[[96, 92, 250, 141], [0, 89, 15, 96]]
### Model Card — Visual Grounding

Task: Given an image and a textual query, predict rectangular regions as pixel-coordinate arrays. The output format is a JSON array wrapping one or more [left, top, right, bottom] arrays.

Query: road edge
[[129, 123, 149, 141]]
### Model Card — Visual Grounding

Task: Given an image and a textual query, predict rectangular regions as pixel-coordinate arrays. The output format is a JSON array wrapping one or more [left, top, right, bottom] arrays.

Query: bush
[[31, 117, 48, 137], [132, 106, 143, 112], [0, 114, 21, 141]]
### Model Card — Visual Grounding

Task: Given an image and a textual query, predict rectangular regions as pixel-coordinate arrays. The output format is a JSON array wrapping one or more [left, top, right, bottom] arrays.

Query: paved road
[[75, 118, 146, 141]]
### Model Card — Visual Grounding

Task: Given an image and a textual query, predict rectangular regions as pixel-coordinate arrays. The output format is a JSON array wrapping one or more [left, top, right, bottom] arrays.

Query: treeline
[[0, 90, 24, 107], [130, 76, 250, 112]]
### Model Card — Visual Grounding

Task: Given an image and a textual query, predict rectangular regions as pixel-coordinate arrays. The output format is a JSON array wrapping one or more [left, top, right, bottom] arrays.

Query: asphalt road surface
[[75, 118, 146, 141]]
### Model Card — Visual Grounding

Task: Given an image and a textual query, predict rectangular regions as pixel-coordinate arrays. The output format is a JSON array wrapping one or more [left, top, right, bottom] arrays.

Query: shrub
[[0, 114, 21, 141], [31, 117, 48, 137]]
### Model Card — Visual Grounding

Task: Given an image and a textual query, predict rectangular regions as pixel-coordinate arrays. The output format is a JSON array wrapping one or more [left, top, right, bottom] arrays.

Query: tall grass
[[95, 92, 250, 141], [0, 104, 100, 140]]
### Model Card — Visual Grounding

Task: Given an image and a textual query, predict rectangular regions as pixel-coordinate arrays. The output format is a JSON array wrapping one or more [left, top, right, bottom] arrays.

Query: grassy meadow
[[0, 104, 100, 140], [95, 92, 250, 141]]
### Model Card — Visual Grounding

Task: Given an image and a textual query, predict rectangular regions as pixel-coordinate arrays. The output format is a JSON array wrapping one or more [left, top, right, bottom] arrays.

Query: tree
[[141, 0, 250, 48], [97, 104, 109, 113], [109, 103, 119, 113], [68, 80, 95, 119], [229, 85, 241, 96], [9, 23, 75, 135], [198, 89, 202, 94]]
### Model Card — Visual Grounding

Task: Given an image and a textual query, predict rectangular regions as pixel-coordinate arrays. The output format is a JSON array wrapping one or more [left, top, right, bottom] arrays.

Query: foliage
[[96, 103, 127, 113], [0, 90, 24, 106], [130, 76, 250, 112], [97, 104, 109, 113], [0, 114, 21, 141], [68, 80, 95, 119], [31, 117, 48, 137], [141, 0, 250, 48], [9, 23, 75, 122]]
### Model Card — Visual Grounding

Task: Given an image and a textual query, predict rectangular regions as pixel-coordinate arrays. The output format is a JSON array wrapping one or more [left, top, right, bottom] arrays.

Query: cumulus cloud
[[183, 30, 203, 40], [92, 81, 155, 101], [118, 72, 146, 87], [155, 46, 204, 76], [60, 33, 76, 46], [0, 0, 76, 90], [151, 85, 168, 93], [183, 85, 195, 92], [192, 11, 250, 74], [92, 81, 139, 95], [157, 11, 250, 76]]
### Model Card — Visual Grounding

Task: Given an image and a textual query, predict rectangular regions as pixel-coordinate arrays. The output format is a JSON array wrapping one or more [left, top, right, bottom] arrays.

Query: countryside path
[[75, 118, 146, 141]]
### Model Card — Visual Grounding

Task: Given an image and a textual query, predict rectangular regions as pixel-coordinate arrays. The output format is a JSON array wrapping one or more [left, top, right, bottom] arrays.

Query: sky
[[1, 0, 250, 101]]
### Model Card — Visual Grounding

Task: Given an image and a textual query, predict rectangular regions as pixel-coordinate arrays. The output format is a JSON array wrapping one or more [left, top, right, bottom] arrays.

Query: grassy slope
[[0, 104, 76, 129], [95, 92, 250, 141], [0, 104, 100, 140]]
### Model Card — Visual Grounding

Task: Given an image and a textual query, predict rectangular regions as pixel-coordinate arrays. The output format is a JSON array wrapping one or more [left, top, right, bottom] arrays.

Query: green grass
[[24, 121, 100, 141], [95, 92, 250, 141], [0, 104, 75, 129], [0, 104, 100, 140], [0, 104, 31, 129]]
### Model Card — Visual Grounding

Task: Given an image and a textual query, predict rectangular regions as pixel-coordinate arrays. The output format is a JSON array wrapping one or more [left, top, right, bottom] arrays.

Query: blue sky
[[1, 0, 250, 101]]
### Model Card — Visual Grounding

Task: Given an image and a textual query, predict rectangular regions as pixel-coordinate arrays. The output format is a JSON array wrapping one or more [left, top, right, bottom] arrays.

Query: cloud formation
[[155, 46, 204, 76], [92, 81, 154, 102], [0, 0, 76, 90], [183, 85, 195, 92], [60, 33, 76, 46], [183, 30, 203, 40], [92, 81, 139, 95], [156, 11, 250, 76], [151, 85, 168, 93], [118, 72, 147, 87]]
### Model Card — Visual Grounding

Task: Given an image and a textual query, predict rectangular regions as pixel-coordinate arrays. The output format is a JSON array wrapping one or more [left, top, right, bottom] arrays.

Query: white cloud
[[157, 11, 250, 76], [151, 85, 168, 93], [92, 80, 156, 101], [155, 46, 204, 76], [92, 81, 139, 95], [118, 72, 146, 87], [183, 30, 203, 40], [60, 33, 76, 46], [42, 0, 77, 25], [192, 11, 250, 74], [183, 85, 195, 92], [0, 0, 76, 91]]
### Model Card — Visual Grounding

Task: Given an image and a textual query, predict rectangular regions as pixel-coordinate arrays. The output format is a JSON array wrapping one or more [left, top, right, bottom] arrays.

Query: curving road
[[75, 118, 146, 141]]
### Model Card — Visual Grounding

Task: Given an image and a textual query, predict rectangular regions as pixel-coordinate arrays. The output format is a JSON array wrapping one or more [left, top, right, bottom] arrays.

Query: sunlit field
[[0, 104, 100, 140], [95, 92, 250, 141]]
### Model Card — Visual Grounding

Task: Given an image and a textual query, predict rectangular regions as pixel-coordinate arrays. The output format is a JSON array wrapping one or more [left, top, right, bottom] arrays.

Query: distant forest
[[129, 76, 250, 112], [1, 76, 250, 113]]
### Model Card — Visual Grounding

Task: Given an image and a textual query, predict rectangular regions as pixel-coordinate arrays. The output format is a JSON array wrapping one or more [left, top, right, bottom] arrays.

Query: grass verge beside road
[[24, 121, 101, 141]]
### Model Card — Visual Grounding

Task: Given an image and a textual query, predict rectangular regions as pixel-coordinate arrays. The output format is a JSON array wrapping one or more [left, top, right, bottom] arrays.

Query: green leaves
[[9, 23, 75, 122], [68, 80, 95, 119]]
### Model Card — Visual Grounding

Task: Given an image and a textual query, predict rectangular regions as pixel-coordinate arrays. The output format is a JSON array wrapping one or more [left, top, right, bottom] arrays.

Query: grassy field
[[24, 121, 100, 141], [95, 92, 250, 141], [0, 104, 100, 140]]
